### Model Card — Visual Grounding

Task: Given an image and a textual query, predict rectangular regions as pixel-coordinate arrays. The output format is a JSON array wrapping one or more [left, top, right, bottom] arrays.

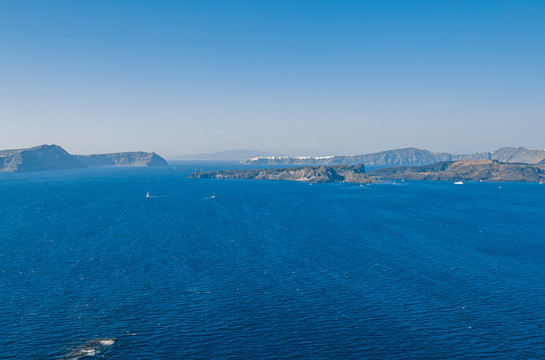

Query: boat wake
[[64, 338, 115, 360], [203, 192, 216, 200]]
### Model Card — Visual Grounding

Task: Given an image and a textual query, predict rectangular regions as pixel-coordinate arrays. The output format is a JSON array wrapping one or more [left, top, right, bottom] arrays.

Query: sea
[[1, 162, 545, 359]]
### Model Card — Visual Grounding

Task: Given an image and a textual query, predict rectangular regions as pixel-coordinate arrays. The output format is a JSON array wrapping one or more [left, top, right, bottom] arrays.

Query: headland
[[0, 144, 168, 172]]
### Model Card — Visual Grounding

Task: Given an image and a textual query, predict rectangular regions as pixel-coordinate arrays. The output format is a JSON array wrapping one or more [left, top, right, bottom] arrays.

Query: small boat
[[146, 192, 151, 198], [454, 181, 464, 185], [209, 192, 216, 199]]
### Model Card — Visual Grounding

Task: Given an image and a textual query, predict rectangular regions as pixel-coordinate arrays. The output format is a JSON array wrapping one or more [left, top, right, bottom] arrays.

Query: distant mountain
[[0, 144, 168, 172], [242, 147, 545, 167], [0, 144, 86, 172], [175, 149, 285, 161], [369, 159, 545, 182]]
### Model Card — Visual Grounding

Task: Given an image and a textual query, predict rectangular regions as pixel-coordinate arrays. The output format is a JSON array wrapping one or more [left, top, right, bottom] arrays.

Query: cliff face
[[487, 147, 545, 164], [369, 159, 545, 182], [0, 145, 168, 172], [190, 164, 377, 184], [176, 149, 285, 161], [77, 152, 168, 167], [241, 148, 457, 166], [243, 147, 545, 167]]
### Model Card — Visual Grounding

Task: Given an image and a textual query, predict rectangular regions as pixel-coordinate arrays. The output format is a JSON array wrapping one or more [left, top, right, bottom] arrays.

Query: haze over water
[[2, 163, 545, 359]]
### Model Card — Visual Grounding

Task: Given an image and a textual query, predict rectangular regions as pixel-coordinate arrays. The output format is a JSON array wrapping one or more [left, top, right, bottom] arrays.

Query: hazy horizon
[[170, 145, 545, 160], [6, 143, 545, 162], [1, 1, 544, 158]]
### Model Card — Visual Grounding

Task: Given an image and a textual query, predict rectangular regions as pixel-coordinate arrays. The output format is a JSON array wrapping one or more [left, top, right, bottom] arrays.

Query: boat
[[454, 181, 464, 185], [209, 192, 216, 199], [146, 192, 151, 198]]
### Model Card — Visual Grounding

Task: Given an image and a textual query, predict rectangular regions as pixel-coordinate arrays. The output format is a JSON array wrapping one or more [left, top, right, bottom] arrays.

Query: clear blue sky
[[1, 0, 544, 157]]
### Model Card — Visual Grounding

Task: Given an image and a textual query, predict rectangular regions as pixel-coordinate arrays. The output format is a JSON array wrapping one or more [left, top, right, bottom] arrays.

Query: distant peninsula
[[242, 147, 545, 167], [190, 164, 378, 184], [0, 144, 168, 172], [369, 159, 545, 182]]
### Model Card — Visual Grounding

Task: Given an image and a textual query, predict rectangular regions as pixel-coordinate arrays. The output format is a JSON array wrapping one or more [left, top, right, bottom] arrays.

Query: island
[[0, 144, 168, 172], [242, 147, 545, 167], [190, 159, 545, 184], [189, 164, 379, 183], [369, 159, 545, 182]]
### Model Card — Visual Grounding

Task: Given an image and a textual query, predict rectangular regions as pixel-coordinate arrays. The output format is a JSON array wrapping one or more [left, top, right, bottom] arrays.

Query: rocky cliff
[[369, 159, 545, 182], [77, 152, 168, 167], [190, 164, 378, 184], [0, 144, 168, 172], [242, 147, 545, 167]]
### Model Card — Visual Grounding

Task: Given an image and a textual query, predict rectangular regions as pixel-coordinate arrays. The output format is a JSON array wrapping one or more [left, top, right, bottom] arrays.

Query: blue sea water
[[1, 162, 545, 359]]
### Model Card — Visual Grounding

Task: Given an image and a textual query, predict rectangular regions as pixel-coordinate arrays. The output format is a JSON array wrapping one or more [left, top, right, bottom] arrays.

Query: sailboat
[[146, 192, 151, 198]]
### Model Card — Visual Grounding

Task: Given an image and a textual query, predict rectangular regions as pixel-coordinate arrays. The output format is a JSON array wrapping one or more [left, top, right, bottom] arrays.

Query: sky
[[1, 0, 544, 158]]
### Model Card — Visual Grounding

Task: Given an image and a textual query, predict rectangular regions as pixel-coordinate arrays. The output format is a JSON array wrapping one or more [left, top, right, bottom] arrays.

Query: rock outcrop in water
[[190, 164, 378, 183], [242, 147, 545, 167], [64, 338, 115, 360], [369, 159, 545, 182], [0, 144, 168, 172]]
